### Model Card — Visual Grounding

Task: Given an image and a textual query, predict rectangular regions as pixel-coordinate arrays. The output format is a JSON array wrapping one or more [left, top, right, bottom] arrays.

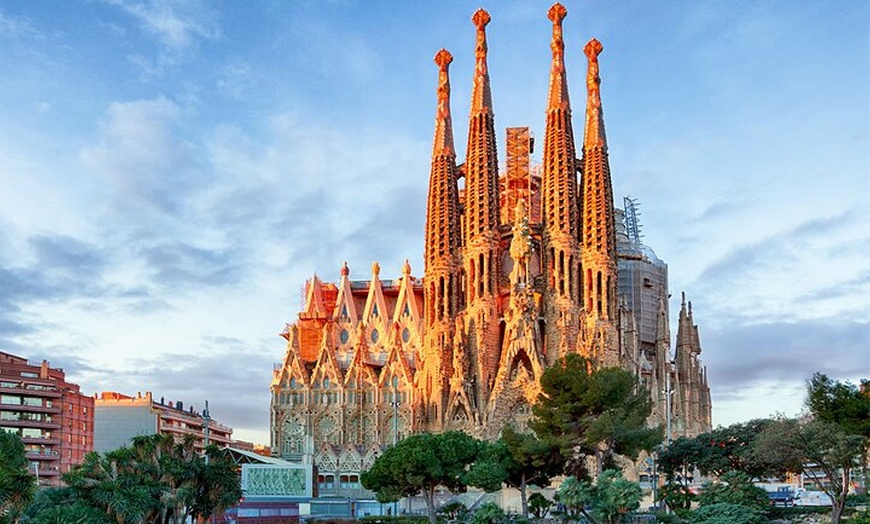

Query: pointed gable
[[301, 274, 328, 318], [333, 262, 360, 324], [361, 261, 391, 362], [272, 324, 310, 389], [310, 324, 344, 387]]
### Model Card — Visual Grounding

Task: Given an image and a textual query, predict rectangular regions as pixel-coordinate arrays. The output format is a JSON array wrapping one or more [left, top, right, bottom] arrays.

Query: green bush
[[438, 502, 470, 523], [650, 509, 683, 523], [765, 505, 832, 520], [470, 502, 506, 524], [528, 493, 552, 520], [688, 503, 766, 524], [844, 509, 870, 524], [696, 471, 768, 513]]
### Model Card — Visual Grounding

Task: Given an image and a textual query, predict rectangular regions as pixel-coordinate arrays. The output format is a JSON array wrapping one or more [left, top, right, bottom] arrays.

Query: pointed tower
[[461, 8, 502, 413], [540, 3, 581, 365], [421, 48, 463, 429], [580, 38, 620, 366]]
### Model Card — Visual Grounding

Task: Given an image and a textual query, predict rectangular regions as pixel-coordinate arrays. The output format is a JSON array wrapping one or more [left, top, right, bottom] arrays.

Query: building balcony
[[0, 385, 63, 398], [0, 404, 62, 415], [26, 451, 60, 461], [0, 419, 61, 430], [21, 436, 60, 446]]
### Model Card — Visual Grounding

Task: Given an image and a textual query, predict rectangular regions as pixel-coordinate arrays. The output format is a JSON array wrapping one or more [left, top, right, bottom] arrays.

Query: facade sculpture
[[270, 4, 711, 494]]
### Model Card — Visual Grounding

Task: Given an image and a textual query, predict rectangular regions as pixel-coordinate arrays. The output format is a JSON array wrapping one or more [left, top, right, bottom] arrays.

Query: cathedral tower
[[540, 3, 581, 364], [460, 9, 502, 416], [580, 38, 620, 366], [421, 49, 462, 427]]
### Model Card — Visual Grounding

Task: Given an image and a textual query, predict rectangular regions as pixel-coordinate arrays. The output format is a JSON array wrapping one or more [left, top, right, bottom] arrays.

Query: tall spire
[[546, 3, 571, 111], [470, 9, 493, 115], [423, 48, 462, 325], [421, 48, 462, 430], [464, 8, 500, 250], [540, 2, 580, 364], [432, 49, 455, 158], [583, 38, 607, 150], [462, 8, 501, 415], [580, 37, 619, 366]]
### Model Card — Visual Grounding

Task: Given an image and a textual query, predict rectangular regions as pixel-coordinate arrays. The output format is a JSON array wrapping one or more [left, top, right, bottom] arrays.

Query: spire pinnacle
[[470, 9, 493, 114], [583, 38, 607, 149], [546, 3, 570, 111], [433, 49, 455, 157]]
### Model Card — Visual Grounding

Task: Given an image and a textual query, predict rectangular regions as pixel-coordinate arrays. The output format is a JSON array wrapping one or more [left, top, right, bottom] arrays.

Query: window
[[318, 474, 335, 490], [339, 474, 360, 489], [1, 395, 20, 405]]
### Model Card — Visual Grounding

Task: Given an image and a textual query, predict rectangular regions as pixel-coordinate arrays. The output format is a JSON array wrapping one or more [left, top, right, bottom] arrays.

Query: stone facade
[[270, 3, 712, 490]]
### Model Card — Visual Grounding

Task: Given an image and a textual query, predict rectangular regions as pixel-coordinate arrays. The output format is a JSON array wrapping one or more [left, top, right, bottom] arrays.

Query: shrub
[[438, 502, 470, 523], [470, 502, 506, 524], [696, 471, 768, 513], [528, 493, 552, 520], [688, 503, 766, 524]]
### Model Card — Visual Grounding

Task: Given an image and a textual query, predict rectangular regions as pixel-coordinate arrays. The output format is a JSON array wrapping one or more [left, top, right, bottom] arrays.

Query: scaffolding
[[623, 196, 643, 245], [502, 127, 533, 225]]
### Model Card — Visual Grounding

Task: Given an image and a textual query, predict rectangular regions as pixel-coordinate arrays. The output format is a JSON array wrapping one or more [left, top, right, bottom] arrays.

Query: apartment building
[[0, 351, 94, 486], [94, 391, 233, 453]]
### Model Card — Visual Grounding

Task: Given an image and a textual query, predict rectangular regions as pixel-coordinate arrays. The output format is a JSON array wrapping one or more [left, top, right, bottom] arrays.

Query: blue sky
[[1, 0, 867, 444]]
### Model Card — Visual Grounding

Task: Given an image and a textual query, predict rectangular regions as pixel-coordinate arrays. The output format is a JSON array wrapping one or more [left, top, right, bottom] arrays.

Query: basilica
[[270, 4, 711, 492]]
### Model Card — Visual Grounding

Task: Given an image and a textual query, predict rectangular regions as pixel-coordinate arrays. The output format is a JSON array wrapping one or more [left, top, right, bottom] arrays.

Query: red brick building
[[0, 351, 94, 486]]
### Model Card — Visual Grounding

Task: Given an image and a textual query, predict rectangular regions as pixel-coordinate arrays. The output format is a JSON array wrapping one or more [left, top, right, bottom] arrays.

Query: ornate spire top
[[371, 261, 380, 277], [402, 259, 411, 276], [432, 49, 455, 157], [546, 3, 570, 111], [470, 9, 493, 115], [340, 261, 349, 277], [583, 38, 607, 149]]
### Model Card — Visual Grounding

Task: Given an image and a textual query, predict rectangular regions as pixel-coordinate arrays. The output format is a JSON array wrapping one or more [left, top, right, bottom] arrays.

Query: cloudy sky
[[1, 1, 867, 445]]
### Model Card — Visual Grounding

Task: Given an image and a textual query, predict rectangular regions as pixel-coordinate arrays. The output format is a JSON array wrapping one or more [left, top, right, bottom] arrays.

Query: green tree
[[44, 434, 240, 523], [555, 470, 642, 524], [658, 419, 782, 481], [527, 492, 552, 520], [755, 418, 865, 524], [529, 354, 662, 478], [20, 487, 111, 524], [696, 471, 768, 513], [0, 432, 35, 524], [466, 427, 563, 518], [360, 431, 481, 524], [807, 373, 870, 438]]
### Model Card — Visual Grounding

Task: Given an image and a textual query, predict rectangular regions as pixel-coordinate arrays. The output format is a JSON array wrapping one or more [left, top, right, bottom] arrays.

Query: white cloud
[[103, 0, 219, 50]]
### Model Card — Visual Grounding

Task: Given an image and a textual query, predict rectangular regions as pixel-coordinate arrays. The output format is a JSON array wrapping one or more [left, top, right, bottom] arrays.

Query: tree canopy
[[24, 433, 241, 524], [529, 354, 661, 477], [0, 432, 35, 524], [754, 418, 864, 524], [360, 431, 481, 523], [555, 470, 642, 524], [465, 426, 563, 518], [807, 373, 870, 438], [658, 419, 783, 480]]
